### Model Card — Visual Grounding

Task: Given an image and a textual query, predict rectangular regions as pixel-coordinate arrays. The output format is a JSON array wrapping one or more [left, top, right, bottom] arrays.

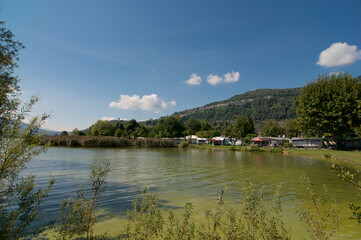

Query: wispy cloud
[[317, 42, 361, 67], [186, 73, 202, 85], [109, 94, 176, 113]]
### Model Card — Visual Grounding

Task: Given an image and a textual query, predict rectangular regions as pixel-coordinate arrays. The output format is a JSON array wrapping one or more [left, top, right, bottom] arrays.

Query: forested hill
[[172, 88, 303, 125]]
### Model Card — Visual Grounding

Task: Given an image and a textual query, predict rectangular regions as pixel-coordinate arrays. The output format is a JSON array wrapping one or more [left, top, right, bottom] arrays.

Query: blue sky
[[2, 0, 361, 131]]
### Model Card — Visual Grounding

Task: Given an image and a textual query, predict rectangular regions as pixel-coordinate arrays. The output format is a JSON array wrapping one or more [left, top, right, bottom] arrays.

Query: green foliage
[[88, 120, 116, 136], [153, 116, 185, 138], [295, 73, 361, 145], [270, 147, 284, 153], [0, 21, 24, 119], [185, 118, 202, 135], [232, 116, 255, 138], [246, 145, 263, 152], [0, 98, 55, 239], [330, 164, 359, 187], [125, 187, 164, 239], [348, 203, 361, 224], [173, 88, 302, 126], [180, 141, 189, 148], [298, 174, 342, 240], [201, 120, 212, 131], [261, 119, 284, 137], [125, 184, 289, 240], [284, 119, 299, 138], [56, 161, 110, 240], [61, 131, 68, 136], [283, 142, 293, 148], [0, 21, 55, 239], [42, 136, 174, 148]]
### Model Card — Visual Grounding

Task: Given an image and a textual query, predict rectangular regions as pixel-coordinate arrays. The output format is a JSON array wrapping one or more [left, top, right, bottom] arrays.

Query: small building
[[291, 138, 323, 148], [251, 137, 290, 147], [196, 138, 208, 145], [186, 135, 198, 144], [212, 137, 231, 146]]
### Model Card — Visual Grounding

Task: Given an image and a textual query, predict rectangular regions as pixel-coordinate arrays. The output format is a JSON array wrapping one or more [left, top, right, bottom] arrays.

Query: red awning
[[252, 138, 264, 142]]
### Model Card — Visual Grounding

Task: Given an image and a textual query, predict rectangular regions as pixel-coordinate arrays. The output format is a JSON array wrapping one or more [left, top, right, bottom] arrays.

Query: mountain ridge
[[172, 87, 303, 126]]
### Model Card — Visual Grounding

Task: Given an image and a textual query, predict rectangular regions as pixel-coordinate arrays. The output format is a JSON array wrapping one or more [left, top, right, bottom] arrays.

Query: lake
[[27, 147, 361, 239]]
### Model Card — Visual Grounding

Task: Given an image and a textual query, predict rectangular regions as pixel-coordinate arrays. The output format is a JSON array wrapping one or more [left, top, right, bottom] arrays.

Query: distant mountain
[[20, 123, 61, 136], [172, 88, 303, 126]]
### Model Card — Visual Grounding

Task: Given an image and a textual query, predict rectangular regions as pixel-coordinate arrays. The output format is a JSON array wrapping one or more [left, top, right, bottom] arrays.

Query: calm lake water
[[27, 147, 361, 239]]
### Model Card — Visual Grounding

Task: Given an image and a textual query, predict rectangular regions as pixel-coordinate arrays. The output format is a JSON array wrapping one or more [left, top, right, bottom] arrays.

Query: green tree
[[295, 73, 361, 146], [61, 131, 68, 136], [88, 120, 115, 136], [70, 128, 79, 136], [224, 125, 233, 137], [185, 118, 202, 135], [154, 116, 185, 138], [284, 119, 299, 138], [0, 21, 24, 120], [0, 21, 54, 239], [233, 116, 255, 138], [201, 120, 212, 131], [125, 119, 140, 137], [135, 125, 149, 137], [0, 97, 54, 239], [261, 119, 283, 137], [114, 121, 125, 137]]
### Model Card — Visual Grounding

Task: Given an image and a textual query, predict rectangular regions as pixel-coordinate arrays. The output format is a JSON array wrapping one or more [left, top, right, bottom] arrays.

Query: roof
[[186, 135, 198, 140]]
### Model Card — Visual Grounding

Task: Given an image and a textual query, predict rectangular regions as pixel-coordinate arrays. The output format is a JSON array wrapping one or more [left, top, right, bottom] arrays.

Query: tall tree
[[0, 21, 24, 129], [0, 21, 54, 239], [154, 116, 185, 138], [185, 118, 201, 135], [261, 119, 283, 137], [88, 120, 116, 136], [233, 116, 255, 138], [295, 73, 361, 145], [283, 119, 299, 138]]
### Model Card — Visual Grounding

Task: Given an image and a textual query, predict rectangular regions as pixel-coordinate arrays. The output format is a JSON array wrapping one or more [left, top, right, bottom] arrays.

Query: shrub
[[56, 161, 110, 240], [283, 142, 293, 148], [270, 147, 284, 153], [298, 174, 342, 240]]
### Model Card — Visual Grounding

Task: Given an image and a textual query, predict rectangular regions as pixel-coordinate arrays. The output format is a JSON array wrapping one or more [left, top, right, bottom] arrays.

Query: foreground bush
[[124, 184, 290, 239]]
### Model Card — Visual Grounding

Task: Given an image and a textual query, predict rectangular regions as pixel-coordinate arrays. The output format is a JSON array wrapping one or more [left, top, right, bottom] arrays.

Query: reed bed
[[41, 136, 175, 148]]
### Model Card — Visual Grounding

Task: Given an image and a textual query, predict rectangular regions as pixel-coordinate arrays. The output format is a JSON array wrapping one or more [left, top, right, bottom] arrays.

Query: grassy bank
[[41, 136, 175, 148]]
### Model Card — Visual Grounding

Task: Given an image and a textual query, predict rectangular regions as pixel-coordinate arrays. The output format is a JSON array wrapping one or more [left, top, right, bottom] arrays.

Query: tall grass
[[41, 136, 174, 148]]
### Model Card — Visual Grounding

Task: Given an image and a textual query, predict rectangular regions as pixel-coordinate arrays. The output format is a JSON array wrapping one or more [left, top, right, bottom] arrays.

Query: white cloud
[[317, 42, 361, 67], [207, 74, 223, 85], [223, 71, 240, 83], [109, 94, 176, 112], [206, 71, 240, 85], [101, 116, 117, 121], [186, 73, 202, 85]]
